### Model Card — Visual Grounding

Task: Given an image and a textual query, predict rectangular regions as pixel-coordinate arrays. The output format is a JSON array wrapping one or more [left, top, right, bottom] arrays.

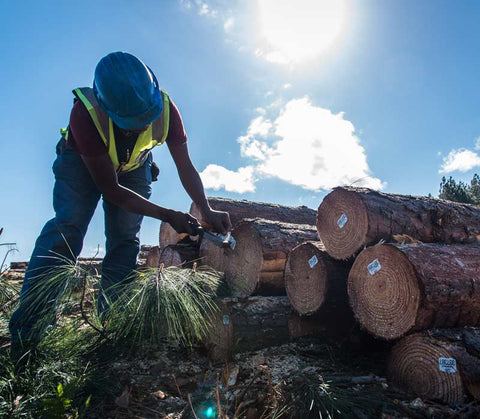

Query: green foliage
[[439, 173, 480, 204], [108, 265, 223, 348], [0, 260, 225, 417]]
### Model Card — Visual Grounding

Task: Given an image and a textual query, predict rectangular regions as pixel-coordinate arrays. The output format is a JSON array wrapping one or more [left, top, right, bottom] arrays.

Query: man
[[9, 51, 231, 349]]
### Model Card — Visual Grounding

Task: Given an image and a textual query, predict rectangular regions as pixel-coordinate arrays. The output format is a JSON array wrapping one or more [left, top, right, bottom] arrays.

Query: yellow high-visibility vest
[[70, 87, 170, 173]]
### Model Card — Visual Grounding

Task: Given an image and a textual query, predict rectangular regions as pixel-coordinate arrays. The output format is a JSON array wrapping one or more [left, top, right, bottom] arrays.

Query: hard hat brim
[[105, 89, 163, 130]]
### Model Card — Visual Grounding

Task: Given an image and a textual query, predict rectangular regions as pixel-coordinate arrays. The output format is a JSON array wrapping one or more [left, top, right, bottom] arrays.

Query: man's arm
[[167, 141, 231, 234], [80, 152, 200, 235]]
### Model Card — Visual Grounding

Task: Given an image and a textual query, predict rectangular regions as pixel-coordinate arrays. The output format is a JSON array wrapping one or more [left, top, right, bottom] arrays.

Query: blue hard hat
[[93, 52, 163, 130]]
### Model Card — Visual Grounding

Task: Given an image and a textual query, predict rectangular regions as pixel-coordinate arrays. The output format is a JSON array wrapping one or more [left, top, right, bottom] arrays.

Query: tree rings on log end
[[348, 244, 420, 340], [316, 188, 369, 259], [285, 242, 328, 315], [388, 334, 465, 404], [224, 222, 264, 297]]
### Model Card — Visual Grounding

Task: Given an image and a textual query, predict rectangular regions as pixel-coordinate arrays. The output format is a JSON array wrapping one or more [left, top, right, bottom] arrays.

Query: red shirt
[[67, 97, 187, 157]]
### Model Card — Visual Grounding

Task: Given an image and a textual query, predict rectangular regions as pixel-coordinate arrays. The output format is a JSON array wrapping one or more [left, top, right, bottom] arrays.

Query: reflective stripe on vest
[[72, 87, 170, 173]]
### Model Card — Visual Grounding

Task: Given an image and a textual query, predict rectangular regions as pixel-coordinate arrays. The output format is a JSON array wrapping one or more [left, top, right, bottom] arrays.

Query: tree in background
[[438, 174, 480, 204]]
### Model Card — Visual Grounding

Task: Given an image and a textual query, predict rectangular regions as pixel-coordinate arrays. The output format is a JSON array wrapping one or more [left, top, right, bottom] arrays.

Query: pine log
[[190, 197, 317, 227], [387, 328, 480, 403], [141, 245, 182, 268], [159, 221, 187, 249], [285, 241, 352, 316], [348, 243, 480, 340], [204, 296, 329, 361], [143, 239, 200, 269], [316, 187, 480, 259], [202, 219, 318, 297]]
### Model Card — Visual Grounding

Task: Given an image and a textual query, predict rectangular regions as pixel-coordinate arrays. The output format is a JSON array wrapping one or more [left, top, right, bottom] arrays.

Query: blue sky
[[1, 0, 480, 262]]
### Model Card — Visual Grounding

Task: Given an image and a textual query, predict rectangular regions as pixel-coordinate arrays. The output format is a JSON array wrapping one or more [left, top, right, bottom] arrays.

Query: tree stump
[[388, 328, 480, 403], [190, 197, 317, 227], [203, 219, 318, 297], [316, 187, 480, 259], [348, 243, 480, 340], [285, 241, 352, 316]]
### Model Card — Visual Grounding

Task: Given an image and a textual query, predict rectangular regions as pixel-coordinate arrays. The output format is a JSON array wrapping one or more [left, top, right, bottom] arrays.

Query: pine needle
[[107, 265, 223, 348]]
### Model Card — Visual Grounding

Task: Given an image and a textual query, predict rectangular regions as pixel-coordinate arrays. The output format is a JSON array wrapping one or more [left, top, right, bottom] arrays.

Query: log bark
[[190, 197, 317, 227], [316, 187, 480, 259], [204, 296, 329, 361], [285, 241, 352, 316], [348, 243, 480, 340], [202, 219, 318, 297], [388, 328, 480, 403]]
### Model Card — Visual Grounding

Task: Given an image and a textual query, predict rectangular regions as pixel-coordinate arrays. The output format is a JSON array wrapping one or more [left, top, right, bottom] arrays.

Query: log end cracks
[[348, 244, 420, 340], [388, 333, 466, 404], [285, 241, 328, 315], [317, 187, 369, 259]]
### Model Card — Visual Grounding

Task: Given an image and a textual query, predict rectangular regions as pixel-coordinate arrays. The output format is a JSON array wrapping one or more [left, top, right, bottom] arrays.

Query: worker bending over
[[9, 51, 231, 350]]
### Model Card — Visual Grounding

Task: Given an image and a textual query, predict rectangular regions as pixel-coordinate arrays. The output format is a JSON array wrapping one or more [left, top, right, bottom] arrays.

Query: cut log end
[[388, 334, 465, 404], [316, 188, 369, 259], [224, 222, 264, 297], [348, 244, 420, 340], [285, 242, 328, 315]]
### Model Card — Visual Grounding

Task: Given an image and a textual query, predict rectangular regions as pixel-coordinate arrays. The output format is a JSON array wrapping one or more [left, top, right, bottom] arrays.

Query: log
[[204, 296, 328, 361], [139, 245, 182, 268], [143, 239, 200, 269], [348, 243, 480, 340], [316, 187, 480, 259], [159, 221, 187, 249], [190, 197, 317, 227], [203, 219, 318, 297], [284, 241, 352, 315], [387, 328, 480, 403]]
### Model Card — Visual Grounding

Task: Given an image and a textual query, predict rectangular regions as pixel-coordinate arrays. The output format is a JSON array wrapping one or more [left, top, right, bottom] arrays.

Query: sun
[[258, 0, 346, 64]]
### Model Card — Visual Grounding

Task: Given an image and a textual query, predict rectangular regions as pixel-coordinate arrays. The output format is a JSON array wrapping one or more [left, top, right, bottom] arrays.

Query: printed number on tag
[[308, 255, 318, 268], [337, 213, 348, 229], [438, 357, 457, 373], [367, 259, 381, 275]]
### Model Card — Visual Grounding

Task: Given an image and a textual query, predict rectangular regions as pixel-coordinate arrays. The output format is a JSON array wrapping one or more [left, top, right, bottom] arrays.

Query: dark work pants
[[9, 139, 152, 343]]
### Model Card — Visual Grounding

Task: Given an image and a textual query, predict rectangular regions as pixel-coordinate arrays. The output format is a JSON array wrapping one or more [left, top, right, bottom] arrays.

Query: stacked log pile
[[316, 187, 480, 403], [153, 191, 480, 404]]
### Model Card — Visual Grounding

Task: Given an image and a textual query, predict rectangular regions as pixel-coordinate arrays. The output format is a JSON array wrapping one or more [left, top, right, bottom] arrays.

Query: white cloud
[[200, 164, 257, 193], [204, 97, 384, 193], [253, 97, 384, 190], [439, 149, 480, 174], [224, 17, 234, 32], [475, 137, 480, 150]]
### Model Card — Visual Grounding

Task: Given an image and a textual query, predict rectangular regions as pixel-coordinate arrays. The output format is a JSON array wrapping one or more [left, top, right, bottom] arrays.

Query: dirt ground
[[2, 267, 479, 418]]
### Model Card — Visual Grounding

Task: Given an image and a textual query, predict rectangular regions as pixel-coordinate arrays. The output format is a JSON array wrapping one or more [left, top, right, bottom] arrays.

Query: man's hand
[[168, 210, 201, 235], [202, 209, 231, 235]]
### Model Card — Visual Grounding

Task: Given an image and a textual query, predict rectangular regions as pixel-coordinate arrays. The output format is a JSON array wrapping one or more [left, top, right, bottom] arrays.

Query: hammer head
[[194, 226, 236, 250]]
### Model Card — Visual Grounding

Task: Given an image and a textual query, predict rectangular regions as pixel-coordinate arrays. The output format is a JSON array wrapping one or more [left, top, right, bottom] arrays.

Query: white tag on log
[[367, 259, 381, 275], [222, 315, 230, 325], [337, 213, 348, 229], [438, 357, 457, 373], [308, 255, 318, 268]]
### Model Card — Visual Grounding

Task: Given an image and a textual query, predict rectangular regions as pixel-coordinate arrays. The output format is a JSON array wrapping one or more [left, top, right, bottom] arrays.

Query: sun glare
[[258, 0, 346, 64]]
